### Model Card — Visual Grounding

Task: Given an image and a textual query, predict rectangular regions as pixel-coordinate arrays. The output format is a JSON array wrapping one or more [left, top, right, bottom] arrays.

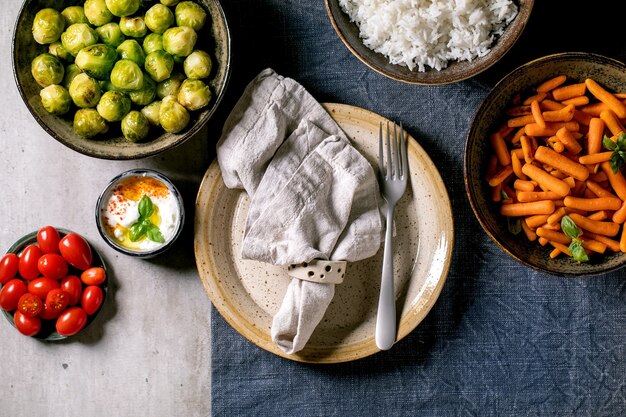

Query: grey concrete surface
[[0, 5, 213, 416]]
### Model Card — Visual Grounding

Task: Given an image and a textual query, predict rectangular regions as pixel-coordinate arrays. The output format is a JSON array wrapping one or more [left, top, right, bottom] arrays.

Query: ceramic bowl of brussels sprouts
[[12, 0, 231, 160]]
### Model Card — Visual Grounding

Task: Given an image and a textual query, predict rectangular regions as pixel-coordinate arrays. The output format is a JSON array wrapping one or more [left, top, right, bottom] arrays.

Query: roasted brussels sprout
[[61, 23, 99, 56], [129, 75, 156, 106], [62, 64, 83, 89], [141, 100, 162, 126], [160, 0, 181, 6], [162, 26, 197, 58], [175, 1, 207, 31], [31, 53, 65, 87], [121, 110, 150, 142], [61, 6, 88, 26], [105, 0, 140, 17], [40, 84, 72, 115], [144, 4, 175, 34], [142, 33, 163, 55], [49, 42, 73, 63], [183, 50, 212, 80], [32, 8, 65, 45], [110, 59, 144, 91], [177, 79, 211, 111], [116, 39, 146, 66], [119, 16, 147, 38], [69, 73, 102, 108], [84, 0, 113, 26], [156, 72, 185, 98], [145, 50, 174, 82], [159, 95, 189, 133], [74, 108, 108, 138], [95, 23, 126, 48], [97, 90, 131, 121], [75, 44, 117, 80]]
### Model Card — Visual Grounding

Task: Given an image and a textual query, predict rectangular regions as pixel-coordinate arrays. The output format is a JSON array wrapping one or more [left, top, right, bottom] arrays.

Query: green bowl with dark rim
[[464, 52, 626, 277], [1, 229, 108, 340]]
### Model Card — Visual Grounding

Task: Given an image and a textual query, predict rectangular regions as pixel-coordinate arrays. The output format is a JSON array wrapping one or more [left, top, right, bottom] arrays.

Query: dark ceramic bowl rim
[[11, 0, 232, 160], [464, 51, 626, 277], [1, 228, 108, 341], [324, 0, 534, 85], [95, 169, 185, 258]]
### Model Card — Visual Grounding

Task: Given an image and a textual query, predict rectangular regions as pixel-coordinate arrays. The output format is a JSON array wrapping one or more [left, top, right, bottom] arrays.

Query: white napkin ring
[[287, 260, 347, 284]]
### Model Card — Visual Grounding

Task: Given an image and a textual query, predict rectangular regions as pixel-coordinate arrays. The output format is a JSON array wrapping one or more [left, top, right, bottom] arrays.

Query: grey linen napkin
[[216, 68, 382, 354]]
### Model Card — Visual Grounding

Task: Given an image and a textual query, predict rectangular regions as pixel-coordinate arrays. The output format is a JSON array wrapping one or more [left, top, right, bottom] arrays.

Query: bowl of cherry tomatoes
[[0, 226, 107, 340]]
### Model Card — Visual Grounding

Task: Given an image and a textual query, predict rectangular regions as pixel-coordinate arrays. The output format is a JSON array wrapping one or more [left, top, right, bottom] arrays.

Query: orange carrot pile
[[486, 75, 626, 261]]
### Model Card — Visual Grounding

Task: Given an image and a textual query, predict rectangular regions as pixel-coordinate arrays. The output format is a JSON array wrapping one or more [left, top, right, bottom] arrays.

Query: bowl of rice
[[325, 0, 534, 85]]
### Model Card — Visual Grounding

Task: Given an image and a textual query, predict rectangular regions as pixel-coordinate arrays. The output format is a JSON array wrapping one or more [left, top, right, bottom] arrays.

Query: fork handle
[[375, 205, 396, 350]]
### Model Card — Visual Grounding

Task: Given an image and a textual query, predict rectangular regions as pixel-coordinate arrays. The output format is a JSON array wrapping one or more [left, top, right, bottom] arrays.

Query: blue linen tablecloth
[[209, 1, 626, 415]]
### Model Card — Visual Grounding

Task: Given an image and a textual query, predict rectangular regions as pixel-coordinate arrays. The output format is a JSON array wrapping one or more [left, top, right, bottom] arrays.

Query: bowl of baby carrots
[[465, 52, 626, 276]]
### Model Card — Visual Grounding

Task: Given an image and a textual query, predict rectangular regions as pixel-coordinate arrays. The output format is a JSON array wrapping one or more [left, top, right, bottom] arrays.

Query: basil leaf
[[611, 152, 624, 173], [138, 195, 154, 219], [141, 218, 153, 228], [604, 135, 617, 151], [129, 222, 147, 242], [569, 241, 589, 263], [146, 225, 165, 243], [507, 217, 521, 235], [501, 190, 509, 200], [561, 215, 579, 239], [618, 133, 626, 149]]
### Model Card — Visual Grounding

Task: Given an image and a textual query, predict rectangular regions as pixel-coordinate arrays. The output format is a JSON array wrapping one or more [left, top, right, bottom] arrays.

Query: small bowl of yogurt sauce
[[96, 169, 185, 258]]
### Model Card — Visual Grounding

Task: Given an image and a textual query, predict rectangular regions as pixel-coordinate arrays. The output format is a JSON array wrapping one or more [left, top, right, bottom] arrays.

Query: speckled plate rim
[[324, 0, 534, 85], [464, 52, 626, 277], [194, 103, 454, 363]]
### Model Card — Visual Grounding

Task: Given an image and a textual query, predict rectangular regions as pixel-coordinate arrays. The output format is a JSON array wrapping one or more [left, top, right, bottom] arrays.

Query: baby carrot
[[511, 152, 526, 180], [507, 115, 536, 128], [526, 214, 551, 229], [599, 109, 625, 136], [587, 211, 609, 221], [621, 226, 626, 252], [488, 165, 514, 187], [511, 127, 526, 144], [536, 75, 567, 93], [511, 148, 525, 160], [552, 83, 586, 101], [573, 110, 593, 126], [568, 213, 620, 236], [601, 161, 626, 201], [491, 183, 503, 202], [531, 100, 546, 129], [578, 152, 613, 165], [486, 154, 498, 178], [585, 78, 626, 118], [536, 227, 570, 244], [548, 138, 566, 153], [506, 105, 531, 116], [583, 232, 621, 252], [514, 179, 536, 191], [490, 132, 511, 166], [538, 237, 549, 246], [534, 146, 589, 181], [587, 118, 605, 155], [580, 102, 608, 117], [523, 92, 548, 105], [550, 241, 572, 256], [590, 171, 608, 182], [520, 135, 534, 163], [581, 239, 607, 254], [517, 191, 563, 202], [585, 180, 617, 198], [549, 247, 562, 258], [612, 201, 626, 224], [522, 164, 571, 197], [561, 96, 589, 107], [542, 104, 575, 122], [547, 207, 567, 226], [563, 196, 622, 211], [525, 121, 579, 137], [556, 127, 583, 154], [500, 201, 556, 217]]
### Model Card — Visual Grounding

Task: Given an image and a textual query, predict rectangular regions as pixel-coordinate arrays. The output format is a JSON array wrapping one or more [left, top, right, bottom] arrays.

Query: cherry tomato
[[17, 293, 43, 317], [80, 267, 106, 286], [45, 288, 69, 314], [27, 277, 60, 300], [18, 244, 43, 280], [81, 286, 103, 315], [0, 253, 19, 284], [37, 253, 68, 280], [39, 303, 60, 320], [56, 307, 87, 336], [60, 276, 82, 306], [37, 226, 61, 254], [59, 233, 92, 270], [0, 279, 28, 311], [14, 310, 41, 336]]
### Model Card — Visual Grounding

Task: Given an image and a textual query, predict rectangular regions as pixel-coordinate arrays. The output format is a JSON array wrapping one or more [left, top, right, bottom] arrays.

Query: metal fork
[[375, 121, 408, 350]]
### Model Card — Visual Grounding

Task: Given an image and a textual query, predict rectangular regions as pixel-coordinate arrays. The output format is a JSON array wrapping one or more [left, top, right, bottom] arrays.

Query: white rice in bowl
[[338, 0, 519, 72]]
